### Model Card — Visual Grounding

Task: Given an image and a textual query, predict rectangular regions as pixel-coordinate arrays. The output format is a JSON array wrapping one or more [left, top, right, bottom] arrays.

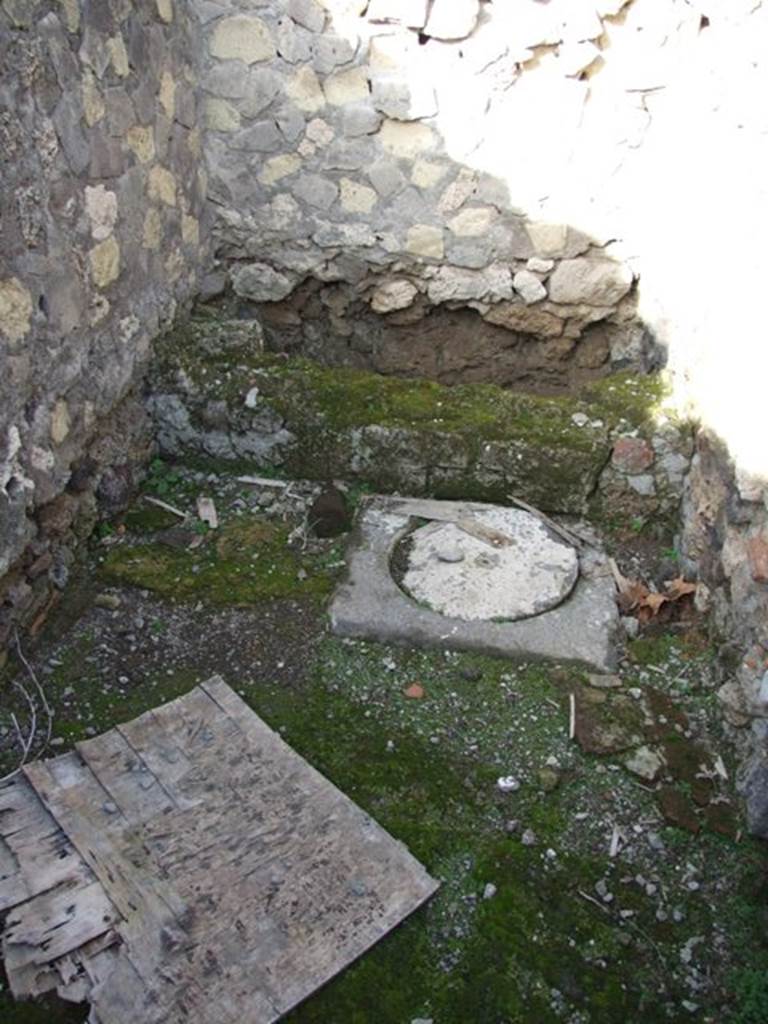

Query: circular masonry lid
[[399, 508, 579, 622]]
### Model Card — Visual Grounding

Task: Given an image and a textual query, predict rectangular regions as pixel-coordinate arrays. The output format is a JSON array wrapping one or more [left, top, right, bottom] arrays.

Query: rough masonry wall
[[0, 0, 207, 650], [198, 0, 648, 387]]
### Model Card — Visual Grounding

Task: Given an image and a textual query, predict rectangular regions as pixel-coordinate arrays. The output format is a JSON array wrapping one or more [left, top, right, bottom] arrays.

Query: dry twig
[[1, 630, 54, 783]]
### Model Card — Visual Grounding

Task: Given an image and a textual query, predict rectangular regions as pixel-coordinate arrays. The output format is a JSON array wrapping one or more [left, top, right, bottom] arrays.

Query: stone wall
[[0, 0, 208, 650], [197, 0, 651, 388]]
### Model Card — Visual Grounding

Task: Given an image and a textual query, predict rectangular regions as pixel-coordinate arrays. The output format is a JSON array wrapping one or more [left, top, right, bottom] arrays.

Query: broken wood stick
[[569, 692, 576, 741], [506, 494, 587, 549], [577, 889, 612, 915], [388, 499, 514, 549], [196, 495, 219, 530], [142, 495, 187, 520], [454, 517, 514, 548], [235, 475, 289, 489]]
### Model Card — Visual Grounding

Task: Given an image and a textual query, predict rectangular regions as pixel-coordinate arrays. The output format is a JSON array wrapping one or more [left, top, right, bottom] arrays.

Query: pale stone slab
[[209, 16, 276, 64], [402, 509, 579, 622], [548, 258, 634, 306], [330, 496, 619, 671], [2, 679, 438, 1023], [424, 0, 480, 40]]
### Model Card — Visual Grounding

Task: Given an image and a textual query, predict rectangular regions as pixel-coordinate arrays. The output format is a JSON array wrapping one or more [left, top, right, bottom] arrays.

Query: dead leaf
[[642, 592, 669, 615], [664, 576, 697, 601], [609, 558, 648, 612], [404, 683, 425, 699]]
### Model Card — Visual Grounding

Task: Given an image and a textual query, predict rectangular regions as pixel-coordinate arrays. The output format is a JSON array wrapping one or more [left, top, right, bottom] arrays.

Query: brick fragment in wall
[[748, 535, 768, 584]]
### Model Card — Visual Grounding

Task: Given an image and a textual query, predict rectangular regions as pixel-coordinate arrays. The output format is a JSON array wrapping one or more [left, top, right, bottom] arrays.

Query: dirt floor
[[2, 463, 768, 1024]]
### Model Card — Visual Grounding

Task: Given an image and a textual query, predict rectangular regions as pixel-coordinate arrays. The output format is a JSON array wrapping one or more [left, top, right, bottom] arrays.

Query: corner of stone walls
[[197, 0, 656, 384], [0, 0, 208, 652]]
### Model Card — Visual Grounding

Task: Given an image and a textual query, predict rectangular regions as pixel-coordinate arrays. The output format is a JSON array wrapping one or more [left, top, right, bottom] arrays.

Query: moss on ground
[[100, 516, 341, 605], [1, 558, 765, 1022]]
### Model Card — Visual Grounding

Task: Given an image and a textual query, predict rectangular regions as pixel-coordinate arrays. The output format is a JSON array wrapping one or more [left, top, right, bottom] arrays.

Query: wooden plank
[[3, 879, 117, 967], [77, 727, 176, 825], [23, 757, 186, 923], [0, 774, 90, 910], [116, 704, 200, 808], [11, 680, 439, 1024]]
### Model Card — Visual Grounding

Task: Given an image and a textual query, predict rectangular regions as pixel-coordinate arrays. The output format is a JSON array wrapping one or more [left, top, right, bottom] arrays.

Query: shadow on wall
[[199, 0, 768, 486], [199, 0, 670, 396]]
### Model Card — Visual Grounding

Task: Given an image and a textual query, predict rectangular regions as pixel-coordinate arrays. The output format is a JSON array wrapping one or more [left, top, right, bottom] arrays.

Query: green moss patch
[[100, 516, 340, 604], [151, 317, 684, 513]]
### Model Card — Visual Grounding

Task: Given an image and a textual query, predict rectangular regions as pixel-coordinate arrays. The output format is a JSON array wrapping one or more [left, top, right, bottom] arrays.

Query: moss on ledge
[[150, 317, 674, 514]]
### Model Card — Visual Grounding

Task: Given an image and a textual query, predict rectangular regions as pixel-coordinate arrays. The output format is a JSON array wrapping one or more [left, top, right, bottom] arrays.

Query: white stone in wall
[[411, 160, 448, 189], [286, 66, 326, 112], [313, 33, 356, 73], [276, 17, 313, 63], [0, 278, 33, 344], [288, 0, 326, 33], [89, 237, 120, 288], [424, 0, 480, 40], [85, 185, 118, 242], [513, 269, 547, 305], [323, 67, 370, 105], [369, 31, 420, 72], [264, 194, 303, 232], [205, 98, 242, 132], [339, 178, 378, 214], [379, 120, 435, 158], [426, 264, 513, 304], [556, 40, 602, 77], [209, 16, 276, 64], [448, 206, 494, 237], [50, 400, 71, 445], [438, 169, 478, 214], [558, 4, 604, 44], [527, 257, 555, 274], [126, 125, 155, 163], [491, 0, 561, 48], [318, 0, 368, 15], [526, 222, 569, 258], [312, 221, 377, 247], [367, 0, 429, 30], [232, 263, 296, 302], [548, 257, 633, 306], [259, 154, 301, 186], [306, 118, 335, 145], [370, 278, 419, 313], [107, 33, 130, 78], [596, 0, 631, 17], [371, 75, 437, 121], [148, 166, 177, 206], [406, 224, 444, 260]]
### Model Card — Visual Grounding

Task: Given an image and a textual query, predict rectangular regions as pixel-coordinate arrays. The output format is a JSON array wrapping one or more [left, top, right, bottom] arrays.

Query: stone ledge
[[329, 496, 620, 672]]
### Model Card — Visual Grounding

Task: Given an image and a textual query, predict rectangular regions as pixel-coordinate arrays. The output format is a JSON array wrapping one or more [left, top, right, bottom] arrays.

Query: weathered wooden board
[[2, 677, 439, 1023]]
